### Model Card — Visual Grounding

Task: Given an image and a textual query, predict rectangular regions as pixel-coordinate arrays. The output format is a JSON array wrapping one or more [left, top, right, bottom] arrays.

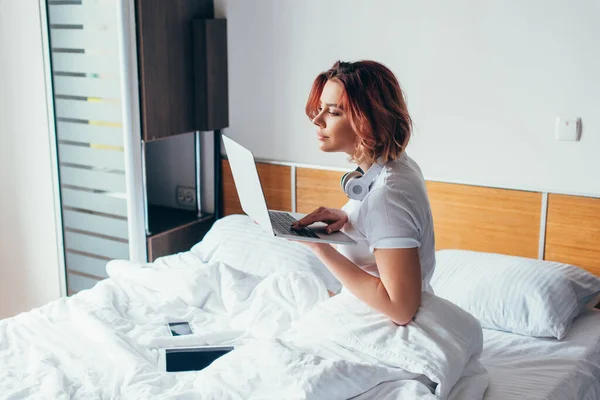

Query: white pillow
[[191, 215, 342, 293], [430, 249, 600, 339]]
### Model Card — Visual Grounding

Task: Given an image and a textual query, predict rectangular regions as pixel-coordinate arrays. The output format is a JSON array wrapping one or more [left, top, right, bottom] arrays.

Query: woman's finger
[[325, 218, 346, 234], [294, 214, 318, 228], [294, 209, 324, 228]]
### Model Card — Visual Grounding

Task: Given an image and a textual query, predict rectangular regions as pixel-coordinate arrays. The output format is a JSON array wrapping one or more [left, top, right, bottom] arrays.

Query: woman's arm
[[310, 244, 422, 325]]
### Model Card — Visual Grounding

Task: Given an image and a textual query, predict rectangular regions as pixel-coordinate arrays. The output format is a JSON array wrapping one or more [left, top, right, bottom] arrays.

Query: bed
[[0, 159, 599, 399], [222, 159, 600, 400]]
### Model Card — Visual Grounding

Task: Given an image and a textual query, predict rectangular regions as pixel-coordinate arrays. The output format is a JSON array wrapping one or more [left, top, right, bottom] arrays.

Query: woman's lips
[[317, 132, 329, 141]]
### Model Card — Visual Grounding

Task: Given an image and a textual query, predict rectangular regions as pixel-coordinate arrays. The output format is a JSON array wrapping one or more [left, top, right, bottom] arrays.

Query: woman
[[291, 60, 435, 326]]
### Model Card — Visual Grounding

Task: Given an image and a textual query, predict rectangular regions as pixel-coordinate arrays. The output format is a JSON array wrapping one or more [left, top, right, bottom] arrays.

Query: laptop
[[221, 135, 356, 245]]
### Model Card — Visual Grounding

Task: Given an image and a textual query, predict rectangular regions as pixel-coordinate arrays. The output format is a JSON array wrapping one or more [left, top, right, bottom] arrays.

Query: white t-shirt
[[337, 152, 436, 293]]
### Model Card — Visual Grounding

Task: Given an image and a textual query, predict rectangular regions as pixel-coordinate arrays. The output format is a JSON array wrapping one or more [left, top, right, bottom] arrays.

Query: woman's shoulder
[[380, 153, 427, 195]]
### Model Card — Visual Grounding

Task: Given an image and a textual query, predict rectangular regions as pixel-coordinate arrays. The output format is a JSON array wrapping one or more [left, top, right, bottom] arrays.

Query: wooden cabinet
[[135, 2, 229, 261], [147, 210, 214, 262], [136, 0, 229, 141], [193, 19, 229, 131]]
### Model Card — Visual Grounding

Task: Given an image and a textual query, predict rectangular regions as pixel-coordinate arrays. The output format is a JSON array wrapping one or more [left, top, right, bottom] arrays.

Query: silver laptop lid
[[221, 135, 273, 234]]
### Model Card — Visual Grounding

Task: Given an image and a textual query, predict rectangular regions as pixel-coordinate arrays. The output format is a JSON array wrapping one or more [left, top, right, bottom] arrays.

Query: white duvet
[[0, 251, 488, 399]]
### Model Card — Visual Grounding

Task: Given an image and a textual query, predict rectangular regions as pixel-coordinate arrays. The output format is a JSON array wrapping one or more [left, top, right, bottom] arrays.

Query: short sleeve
[[358, 187, 421, 253]]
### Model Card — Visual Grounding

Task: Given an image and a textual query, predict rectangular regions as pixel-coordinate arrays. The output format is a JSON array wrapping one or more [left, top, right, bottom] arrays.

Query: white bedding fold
[[285, 291, 489, 399], [183, 290, 489, 400], [0, 253, 488, 399]]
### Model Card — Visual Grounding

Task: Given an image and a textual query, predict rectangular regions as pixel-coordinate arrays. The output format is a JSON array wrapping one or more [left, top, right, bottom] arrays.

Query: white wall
[[216, 0, 600, 197], [0, 0, 62, 319]]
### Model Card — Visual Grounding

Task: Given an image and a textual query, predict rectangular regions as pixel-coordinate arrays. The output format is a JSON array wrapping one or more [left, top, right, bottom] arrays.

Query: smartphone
[[167, 321, 194, 336], [164, 346, 235, 372]]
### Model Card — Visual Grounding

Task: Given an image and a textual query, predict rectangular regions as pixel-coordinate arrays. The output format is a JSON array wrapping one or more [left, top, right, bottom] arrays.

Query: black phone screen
[[165, 347, 234, 372], [168, 322, 193, 336]]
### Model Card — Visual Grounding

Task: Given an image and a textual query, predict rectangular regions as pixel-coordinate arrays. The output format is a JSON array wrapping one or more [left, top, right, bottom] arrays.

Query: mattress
[[481, 309, 600, 400]]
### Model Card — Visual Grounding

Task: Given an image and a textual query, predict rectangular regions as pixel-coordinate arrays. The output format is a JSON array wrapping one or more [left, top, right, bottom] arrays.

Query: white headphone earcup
[[342, 171, 370, 200], [341, 171, 362, 194], [346, 180, 369, 200]]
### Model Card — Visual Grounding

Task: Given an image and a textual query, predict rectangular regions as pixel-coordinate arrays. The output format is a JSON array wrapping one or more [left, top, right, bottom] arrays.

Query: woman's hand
[[291, 207, 348, 234]]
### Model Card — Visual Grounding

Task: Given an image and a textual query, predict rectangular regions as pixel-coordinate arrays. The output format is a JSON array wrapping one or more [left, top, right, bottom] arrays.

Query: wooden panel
[[193, 19, 229, 130], [426, 181, 542, 258], [222, 159, 243, 216], [296, 168, 348, 214], [136, 0, 214, 140], [545, 194, 600, 276], [221, 160, 292, 216], [147, 214, 215, 262]]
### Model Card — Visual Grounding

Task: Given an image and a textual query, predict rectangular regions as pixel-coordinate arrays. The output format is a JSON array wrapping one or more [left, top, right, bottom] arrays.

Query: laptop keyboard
[[268, 211, 320, 239]]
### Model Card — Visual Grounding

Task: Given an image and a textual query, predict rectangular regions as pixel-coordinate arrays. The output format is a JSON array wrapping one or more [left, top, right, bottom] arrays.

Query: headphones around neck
[[340, 162, 384, 201]]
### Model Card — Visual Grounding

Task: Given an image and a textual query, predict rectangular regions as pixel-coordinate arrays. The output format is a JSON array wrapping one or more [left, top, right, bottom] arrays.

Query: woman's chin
[[318, 141, 334, 152]]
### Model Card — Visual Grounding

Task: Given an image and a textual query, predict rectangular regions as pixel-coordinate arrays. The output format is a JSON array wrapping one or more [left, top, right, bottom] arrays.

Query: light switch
[[555, 117, 581, 141]]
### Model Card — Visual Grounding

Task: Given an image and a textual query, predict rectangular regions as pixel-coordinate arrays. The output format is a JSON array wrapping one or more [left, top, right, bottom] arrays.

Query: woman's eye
[[315, 106, 339, 116]]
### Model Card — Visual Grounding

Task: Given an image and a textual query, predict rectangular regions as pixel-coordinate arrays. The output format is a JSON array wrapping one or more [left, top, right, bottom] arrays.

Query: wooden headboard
[[221, 159, 600, 277]]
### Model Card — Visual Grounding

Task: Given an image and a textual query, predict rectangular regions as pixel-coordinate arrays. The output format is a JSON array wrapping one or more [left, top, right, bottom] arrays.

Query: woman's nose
[[312, 114, 325, 128]]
